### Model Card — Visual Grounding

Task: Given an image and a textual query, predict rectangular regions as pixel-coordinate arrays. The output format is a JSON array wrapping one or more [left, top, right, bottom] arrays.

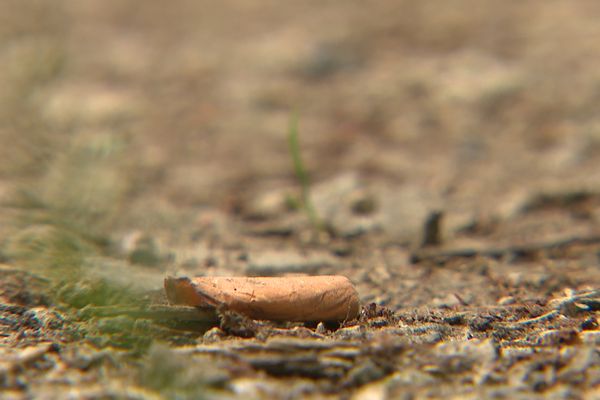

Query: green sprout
[[288, 111, 323, 230]]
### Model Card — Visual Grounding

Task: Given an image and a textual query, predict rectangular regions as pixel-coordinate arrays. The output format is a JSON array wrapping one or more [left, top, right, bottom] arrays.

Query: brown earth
[[1, 1, 600, 399]]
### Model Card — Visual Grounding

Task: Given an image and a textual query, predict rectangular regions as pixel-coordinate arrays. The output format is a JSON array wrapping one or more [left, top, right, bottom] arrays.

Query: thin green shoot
[[288, 112, 322, 229]]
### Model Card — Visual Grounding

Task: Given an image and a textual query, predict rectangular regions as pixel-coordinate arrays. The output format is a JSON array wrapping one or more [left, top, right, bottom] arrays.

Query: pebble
[[315, 322, 327, 335], [497, 296, 516, 306], [202, 327, 225, 344]]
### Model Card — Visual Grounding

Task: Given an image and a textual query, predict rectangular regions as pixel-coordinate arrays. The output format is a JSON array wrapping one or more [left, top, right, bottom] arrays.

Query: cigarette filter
[[164, 275, 360, 322]]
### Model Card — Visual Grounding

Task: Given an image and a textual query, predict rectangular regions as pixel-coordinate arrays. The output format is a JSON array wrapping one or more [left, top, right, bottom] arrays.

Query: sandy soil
[[1, 1, 600, 398]]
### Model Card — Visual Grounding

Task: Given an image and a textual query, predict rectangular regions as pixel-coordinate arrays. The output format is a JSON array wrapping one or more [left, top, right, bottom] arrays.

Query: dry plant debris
[[164, 275, 360, 322], [2, 1, 600, 399]]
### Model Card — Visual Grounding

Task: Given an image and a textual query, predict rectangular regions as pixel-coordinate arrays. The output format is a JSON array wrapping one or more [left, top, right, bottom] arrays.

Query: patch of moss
[[139, 344, 227, 399]]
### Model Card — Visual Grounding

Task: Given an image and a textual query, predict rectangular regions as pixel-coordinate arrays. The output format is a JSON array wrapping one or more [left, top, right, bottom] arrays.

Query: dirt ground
[[2, 1, 600, 399]]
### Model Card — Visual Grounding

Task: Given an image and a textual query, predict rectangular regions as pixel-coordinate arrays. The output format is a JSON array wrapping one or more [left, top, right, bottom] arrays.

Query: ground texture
[[1, 1, 600, 399]]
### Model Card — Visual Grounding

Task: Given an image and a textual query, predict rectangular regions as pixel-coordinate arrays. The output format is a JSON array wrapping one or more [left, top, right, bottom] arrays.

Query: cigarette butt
[[164, 275, 360, 322]]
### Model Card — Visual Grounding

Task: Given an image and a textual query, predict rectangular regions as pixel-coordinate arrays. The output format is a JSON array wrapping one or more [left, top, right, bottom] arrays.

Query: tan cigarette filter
[[164, 275, 360, 322]]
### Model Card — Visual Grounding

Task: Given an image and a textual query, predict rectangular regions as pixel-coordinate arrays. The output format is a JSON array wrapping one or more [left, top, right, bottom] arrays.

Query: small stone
[[469, 316, 494, 332], [581, 317, 599, 331], [443, 314, 465, 326], [123, 233, 164, 268], [351, 196, 378, 216], [497, 296, 516, 306], [315, 322, 326, 335], [203, 327, 225, 343], [334, 325, 370, 341], [431, 294, 461, 308], [253, 191, 288, 216]]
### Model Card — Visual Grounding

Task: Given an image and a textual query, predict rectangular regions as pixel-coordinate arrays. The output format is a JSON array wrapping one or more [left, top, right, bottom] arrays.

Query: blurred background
[[4, 3, 600, 397], [2, 0, 600, 278]]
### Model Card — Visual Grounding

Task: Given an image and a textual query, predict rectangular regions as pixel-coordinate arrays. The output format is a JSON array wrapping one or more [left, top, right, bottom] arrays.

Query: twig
[[15, 343, 55, 364], [504, 288, 600, 327], [511, 310, 560, 327], [0, 343, 56, 378], [547, 288, 600, 315], [409, 235, 600, 264]]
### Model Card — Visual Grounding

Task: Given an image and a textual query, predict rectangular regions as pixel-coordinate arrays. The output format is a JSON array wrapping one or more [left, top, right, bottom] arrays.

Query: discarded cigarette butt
[[164, 275, 360, 322]]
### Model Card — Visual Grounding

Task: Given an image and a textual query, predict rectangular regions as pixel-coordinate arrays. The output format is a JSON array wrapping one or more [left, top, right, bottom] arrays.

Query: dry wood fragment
[[164, 275, 360, 322], [409, 234, 600, 264], [501, 288, 600, 328]]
